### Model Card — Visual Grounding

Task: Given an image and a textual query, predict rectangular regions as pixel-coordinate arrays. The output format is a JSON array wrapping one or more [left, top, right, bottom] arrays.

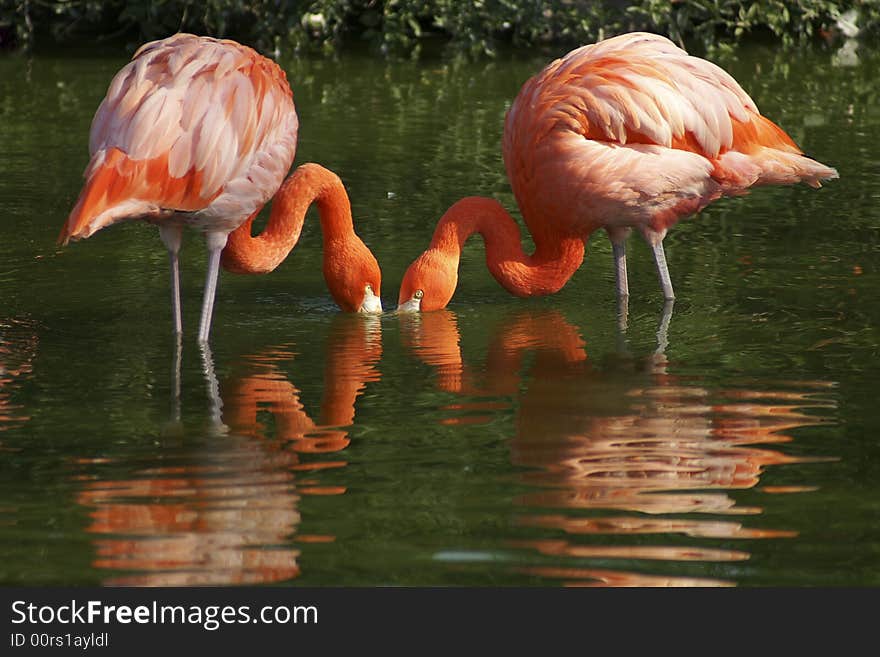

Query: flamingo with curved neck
[[60, 34, 381, 344], [398, 32, 837, 312]]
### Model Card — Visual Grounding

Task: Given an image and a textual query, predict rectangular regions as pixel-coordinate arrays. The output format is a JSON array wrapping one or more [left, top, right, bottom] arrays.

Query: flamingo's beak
[[358, 284, 383, 314]]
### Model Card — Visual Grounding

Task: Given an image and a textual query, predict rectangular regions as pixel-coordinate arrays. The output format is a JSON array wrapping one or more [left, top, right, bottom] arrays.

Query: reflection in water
[[0, 317, 38, 433], [402, 309, 836, 587], [223, 316, 382, 459], [75, 316, 382, 585]]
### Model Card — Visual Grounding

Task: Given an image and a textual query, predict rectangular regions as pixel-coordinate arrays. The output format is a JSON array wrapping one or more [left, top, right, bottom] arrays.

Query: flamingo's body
[[398, 32, 838, 312], [61, 33, 381, 342]]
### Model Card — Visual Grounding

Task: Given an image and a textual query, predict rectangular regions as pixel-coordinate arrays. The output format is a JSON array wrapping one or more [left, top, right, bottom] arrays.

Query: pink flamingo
[[398, 32, 838, 312], [60, 33, 382, 343]]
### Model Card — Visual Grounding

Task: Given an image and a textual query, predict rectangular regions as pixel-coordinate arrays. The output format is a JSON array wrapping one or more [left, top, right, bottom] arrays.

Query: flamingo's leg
[[197, 231, 229, 344], [159, 224, 184, 336], [616, 292, 629, 336], [612, 241, 629, 298], [606, 227, 631, 299], [652, 241, 675, 301], [641, 227, 675, 301]]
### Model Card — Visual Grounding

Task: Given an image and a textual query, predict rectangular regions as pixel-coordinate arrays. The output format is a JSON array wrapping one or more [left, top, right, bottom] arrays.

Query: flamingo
[[397, 32, 838, 313], [59, 33, 382, 343]]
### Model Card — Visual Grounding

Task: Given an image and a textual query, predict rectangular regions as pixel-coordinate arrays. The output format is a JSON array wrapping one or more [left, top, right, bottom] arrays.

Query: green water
[[0, 39, 877, 587]]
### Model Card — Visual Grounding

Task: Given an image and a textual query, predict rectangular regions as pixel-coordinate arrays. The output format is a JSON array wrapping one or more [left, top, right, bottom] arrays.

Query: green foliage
[[629, 0, 854, 50], [0, 0, 877, 55]]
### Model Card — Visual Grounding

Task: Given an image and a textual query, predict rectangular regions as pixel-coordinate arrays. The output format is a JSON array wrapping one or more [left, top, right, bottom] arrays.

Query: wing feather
[[61, 34, 298, 244], [502, 31, 838, 237], [508, 32, 795, 160]]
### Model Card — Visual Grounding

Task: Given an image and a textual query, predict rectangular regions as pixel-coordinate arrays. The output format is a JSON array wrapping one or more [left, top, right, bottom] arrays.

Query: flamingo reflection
[[0, 317, 38, 433], [401, 308, 835, 587], [75, 315, 381, 585]]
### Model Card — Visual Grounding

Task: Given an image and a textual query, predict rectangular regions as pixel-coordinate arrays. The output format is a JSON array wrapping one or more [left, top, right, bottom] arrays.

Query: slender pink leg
[[606, 227, 631, 299], [159, 224, 183, 336], [652, 241, 675, 301], [197, 231, 229, 344]]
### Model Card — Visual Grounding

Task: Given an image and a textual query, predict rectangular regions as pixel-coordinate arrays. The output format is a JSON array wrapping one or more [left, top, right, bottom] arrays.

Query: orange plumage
[[399, 32, 838, 312], [62, 33, 382, 342]]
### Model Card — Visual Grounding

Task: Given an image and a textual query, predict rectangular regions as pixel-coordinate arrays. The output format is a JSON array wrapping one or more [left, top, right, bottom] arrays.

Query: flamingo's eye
[[414, 290, 424, 299]]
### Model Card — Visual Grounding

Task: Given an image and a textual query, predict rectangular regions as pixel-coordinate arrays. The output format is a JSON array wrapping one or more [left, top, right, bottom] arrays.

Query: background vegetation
[[1, 1, 877, 57]]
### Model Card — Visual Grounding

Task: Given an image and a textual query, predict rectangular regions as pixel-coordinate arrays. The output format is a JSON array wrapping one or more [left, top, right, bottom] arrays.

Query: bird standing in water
[[398, 32, 837, 312], [60, 33, 382, 343]]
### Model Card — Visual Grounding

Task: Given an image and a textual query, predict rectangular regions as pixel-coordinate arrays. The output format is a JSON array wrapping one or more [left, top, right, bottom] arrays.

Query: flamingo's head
[[397, 249, 457, 312], [324, 238, 383, 313]]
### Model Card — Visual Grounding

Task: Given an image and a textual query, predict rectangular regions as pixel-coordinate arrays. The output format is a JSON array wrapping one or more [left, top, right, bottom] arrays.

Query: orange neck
[[428, 197, 585, 297], [222, 162, 360, 277]]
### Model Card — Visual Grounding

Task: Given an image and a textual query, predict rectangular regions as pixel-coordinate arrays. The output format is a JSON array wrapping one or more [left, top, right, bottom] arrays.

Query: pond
[[0, 36, 877, 587]]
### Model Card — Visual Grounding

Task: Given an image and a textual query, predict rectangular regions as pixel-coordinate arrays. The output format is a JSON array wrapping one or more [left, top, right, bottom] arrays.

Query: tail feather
[[722, 111, 839, 189], [60, 147, 216, 245], [713, 148, 838, 195], [731, 111, 802, 155], [794, 156, 839, 189], [752, 149, 838, 189], [60, 149, 134, 244]]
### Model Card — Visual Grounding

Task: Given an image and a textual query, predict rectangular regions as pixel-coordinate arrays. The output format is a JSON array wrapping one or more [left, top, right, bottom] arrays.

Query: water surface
[[0, 38, 877, 586]]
